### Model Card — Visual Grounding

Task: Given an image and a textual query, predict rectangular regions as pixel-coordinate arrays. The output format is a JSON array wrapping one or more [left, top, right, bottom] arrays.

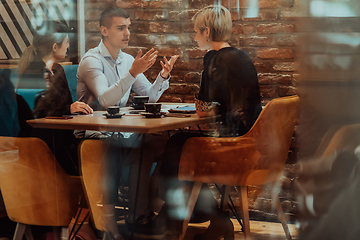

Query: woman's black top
[[197, 47, 262, 137]]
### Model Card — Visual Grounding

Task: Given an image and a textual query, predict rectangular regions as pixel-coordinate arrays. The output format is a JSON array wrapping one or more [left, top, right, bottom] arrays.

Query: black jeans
[[160, 132, 222, 229], [103, 133, 167, 217]]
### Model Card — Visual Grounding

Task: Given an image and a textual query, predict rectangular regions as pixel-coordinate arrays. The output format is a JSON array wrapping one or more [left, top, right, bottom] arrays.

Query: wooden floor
[[117, 215, 298, 240], [185, 219, 298, 240]]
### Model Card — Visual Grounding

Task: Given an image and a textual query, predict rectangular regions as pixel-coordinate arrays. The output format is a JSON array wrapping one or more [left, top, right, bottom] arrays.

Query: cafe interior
[[1, 0, 360, 239]]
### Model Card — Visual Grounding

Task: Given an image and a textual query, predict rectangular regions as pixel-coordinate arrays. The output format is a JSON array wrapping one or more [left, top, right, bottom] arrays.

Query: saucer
[[141, 112, 166, 118], [104, 113, 124, 119], [128, 110, 146, 115]]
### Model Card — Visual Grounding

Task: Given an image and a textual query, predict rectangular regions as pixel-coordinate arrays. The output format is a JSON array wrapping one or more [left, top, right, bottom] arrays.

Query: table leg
[[220, 185, 230, 211], [217, 184, 243, 230], [130, 133, 145, 240]]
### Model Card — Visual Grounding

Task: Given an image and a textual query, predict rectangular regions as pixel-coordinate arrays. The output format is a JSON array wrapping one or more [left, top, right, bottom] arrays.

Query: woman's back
[[199, 47, 262, 136]]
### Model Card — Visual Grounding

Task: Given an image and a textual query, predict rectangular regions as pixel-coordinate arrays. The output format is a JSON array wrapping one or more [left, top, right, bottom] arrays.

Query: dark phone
[[45, 116, 73, 119]]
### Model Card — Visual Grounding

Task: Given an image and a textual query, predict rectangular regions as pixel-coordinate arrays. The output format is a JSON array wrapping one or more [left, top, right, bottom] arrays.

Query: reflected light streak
[[310, 1, 357, 17], [245, 0, 259, 18], [0, 149, 19, 165], [319, 32, 360, 47], [166, 187, 190, 219]]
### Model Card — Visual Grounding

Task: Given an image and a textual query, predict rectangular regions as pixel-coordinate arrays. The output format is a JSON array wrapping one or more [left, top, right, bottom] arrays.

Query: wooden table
[[27, 111, 214, 134], [27, 104, 214, 133]]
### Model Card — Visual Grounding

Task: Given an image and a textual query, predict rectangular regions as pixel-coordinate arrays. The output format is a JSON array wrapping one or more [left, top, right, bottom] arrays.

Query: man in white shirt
[[77, 14, 177, 112], [77, 7, 178, 240]]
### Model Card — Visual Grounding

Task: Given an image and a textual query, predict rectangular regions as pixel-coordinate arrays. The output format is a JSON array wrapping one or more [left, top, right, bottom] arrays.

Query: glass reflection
[[298, 0, 360, 239]]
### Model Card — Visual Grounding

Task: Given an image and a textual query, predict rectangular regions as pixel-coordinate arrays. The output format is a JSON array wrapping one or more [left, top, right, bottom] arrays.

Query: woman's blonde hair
[[192, 5, 232, 42], [18, 21, 69, 75]]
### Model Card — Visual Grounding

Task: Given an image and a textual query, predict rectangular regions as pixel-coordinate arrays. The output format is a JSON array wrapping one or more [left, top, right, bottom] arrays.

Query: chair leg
[[220, 185, 231, 211], [178, 182, 202, 240], [13, 223, 26, 240], [24, 225, 34, 240], [53, 226, 61, 240], [275, 196, 292, 240], [61, 227, 68, 240], [239, 186, 250, 239]]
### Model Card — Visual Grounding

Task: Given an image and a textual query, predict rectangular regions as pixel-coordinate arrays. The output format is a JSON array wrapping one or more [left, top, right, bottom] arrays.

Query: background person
[[0, 69, 28, 240], [18, 21, 93, 118], [159, 5, 262, 240], [17, 21, 93, 176]]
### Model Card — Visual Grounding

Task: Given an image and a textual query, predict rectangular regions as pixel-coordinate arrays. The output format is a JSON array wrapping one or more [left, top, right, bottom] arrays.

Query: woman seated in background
[[17, 21, 93, 175], [159, 5, 262, 240]]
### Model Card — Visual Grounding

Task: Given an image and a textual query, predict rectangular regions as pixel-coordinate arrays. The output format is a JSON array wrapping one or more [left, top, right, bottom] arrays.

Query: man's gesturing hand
[[129, 48, 158, 78], [160, 55, 179, 79]]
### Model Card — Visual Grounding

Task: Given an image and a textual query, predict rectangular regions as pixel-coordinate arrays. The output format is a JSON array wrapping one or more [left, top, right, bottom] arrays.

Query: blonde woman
[[160, 5, 262, 240], [193, 5, 262, 134]]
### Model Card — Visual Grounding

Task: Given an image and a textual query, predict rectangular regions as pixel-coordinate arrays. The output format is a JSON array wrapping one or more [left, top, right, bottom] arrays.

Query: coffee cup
[[144, 103, 162, 114], [133, 96, 149, 105], [107, 106, 120, 115]]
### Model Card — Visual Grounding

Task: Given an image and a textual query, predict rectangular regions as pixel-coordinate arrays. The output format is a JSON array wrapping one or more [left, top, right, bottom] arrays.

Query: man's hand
[[70, 101, 93, 114], [129, 48, 158, 78], [160, 55, 179, 79]]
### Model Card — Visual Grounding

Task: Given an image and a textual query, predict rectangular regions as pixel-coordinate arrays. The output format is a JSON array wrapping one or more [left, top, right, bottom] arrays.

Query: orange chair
[[0, 137, 84, 240], [79, 139, 108, 232], [0, 192, 7, 218], [178, 95, 300, 240]]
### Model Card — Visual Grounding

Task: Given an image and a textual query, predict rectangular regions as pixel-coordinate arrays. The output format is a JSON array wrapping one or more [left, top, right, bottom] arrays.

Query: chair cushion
[[16, 89, 43, 110], [63, 65, 79, 102], [3, 64, 79, 110]]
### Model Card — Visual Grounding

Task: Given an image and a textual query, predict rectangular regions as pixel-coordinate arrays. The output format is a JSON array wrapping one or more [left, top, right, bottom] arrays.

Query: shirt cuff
[[159, 72, 170, 81], [155, 72, 170, 88]]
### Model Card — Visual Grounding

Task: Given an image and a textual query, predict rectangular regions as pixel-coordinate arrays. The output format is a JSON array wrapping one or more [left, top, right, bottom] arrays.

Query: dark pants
[[160, 132, 221, 230], [34, 128, 81, 176], [103, 133, 167, 217]]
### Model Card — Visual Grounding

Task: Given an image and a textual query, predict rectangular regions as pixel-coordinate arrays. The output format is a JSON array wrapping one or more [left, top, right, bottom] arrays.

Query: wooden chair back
[[0, 136, 82, 226], [179, 95, 300, 186], [178, 96, 299, 240], [79, 139, 108, 231]]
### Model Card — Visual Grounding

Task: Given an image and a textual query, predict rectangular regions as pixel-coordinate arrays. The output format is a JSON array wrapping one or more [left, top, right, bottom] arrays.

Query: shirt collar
[[99, 40, 123, 65]]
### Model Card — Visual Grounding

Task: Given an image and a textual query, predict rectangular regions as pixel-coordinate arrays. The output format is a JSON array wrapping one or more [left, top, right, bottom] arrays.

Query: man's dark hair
[[100, 7, 130, 28]]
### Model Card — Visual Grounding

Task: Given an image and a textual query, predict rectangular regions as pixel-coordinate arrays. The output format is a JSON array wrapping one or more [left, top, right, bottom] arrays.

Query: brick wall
[[84, 0, 300, 222], [84, 0, 299, 103]]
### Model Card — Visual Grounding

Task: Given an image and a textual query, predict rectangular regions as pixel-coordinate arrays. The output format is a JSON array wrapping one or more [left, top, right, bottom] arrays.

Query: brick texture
[[84, 0, 300, 222], [239, 36, 274, 46], [232, 24, 255, 34], [134, 10, 168, 21], [257, 23, 294, 34], [257, 48, 294, 59]]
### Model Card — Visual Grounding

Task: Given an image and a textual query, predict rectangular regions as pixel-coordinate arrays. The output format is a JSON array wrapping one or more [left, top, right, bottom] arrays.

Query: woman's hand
[[196, 108, 216, 118], [160, 55, 179, 79], [70, 101, 93, 114]]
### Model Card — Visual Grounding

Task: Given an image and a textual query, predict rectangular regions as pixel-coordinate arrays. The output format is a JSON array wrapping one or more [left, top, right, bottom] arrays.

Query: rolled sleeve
[[77, 56, 136, 108]]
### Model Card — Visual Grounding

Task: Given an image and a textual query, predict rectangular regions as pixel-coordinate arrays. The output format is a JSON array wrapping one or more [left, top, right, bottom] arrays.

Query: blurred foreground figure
[[297, 124, 360, 239], [0, 69, 20, 137], [298, 0, 360, 238]]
